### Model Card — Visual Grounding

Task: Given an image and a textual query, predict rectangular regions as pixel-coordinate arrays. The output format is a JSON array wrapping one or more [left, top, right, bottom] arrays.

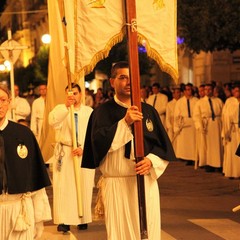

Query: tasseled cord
[[14, 193, 32, 231], [94, 176, 105, 220]]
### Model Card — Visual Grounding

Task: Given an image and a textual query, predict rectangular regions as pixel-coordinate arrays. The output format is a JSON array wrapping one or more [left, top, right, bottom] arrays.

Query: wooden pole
[[59, 0, 83, 217], [124, 1, 148, 239]]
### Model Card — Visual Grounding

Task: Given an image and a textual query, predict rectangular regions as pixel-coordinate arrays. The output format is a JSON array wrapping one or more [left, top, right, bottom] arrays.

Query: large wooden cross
[[0, 29, 28, 121]]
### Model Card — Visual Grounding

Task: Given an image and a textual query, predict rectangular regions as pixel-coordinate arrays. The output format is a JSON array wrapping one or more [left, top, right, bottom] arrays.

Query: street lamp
[[4, 60, 11, 71], [0, 64, 5, 71], [0, 60, 11, 72], [41, 34, 51, 44]]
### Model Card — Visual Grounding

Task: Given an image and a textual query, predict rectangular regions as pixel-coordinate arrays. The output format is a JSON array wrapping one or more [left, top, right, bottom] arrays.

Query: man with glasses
[[0, 85, 51, 239], [82, 61, 175, 240]]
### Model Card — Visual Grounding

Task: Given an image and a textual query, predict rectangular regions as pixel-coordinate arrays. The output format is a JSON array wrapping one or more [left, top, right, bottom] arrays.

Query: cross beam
[[0, 29, 29, 121]]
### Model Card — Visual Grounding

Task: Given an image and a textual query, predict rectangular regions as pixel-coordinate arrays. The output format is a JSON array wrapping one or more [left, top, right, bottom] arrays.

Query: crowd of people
[[85, 80, 240, 179], [138, 81, 240, 179], [1, 70, 240, 239], [6, 83, 47, 144]]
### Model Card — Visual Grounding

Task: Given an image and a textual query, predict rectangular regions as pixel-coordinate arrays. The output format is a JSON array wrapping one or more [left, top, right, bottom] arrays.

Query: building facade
[[179, 48, 240, 86], [0, 0, 48, 67]]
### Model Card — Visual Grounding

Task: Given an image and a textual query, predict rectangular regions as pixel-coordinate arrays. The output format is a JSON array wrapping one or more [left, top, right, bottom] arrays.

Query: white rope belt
[[103, 175, 136, 178]]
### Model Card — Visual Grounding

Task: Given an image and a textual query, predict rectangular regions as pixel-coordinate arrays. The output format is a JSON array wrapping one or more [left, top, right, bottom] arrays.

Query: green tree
[[178, 0, 240, 53], [34, 45, 49, 83]]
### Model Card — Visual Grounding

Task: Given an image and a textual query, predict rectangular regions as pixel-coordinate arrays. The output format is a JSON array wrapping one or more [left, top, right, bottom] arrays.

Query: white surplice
[[166, 98, 177, 149], [173, 96, 199, 161], [222, 97, 240, 177], [0, 188, 51, 240], [49, 104, 95, 225], [99, 115, 168, 240], [147, 93, 168, 128], [30, 96, 45, 143], [193, 96, 224, 167]]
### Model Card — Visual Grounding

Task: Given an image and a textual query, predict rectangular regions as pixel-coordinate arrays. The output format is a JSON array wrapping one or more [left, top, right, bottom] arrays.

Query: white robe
[[173, 96, 199, 161], [49, 104, 95, 225], [166, 99, 177, 151], [193, 96, 224, 167], [147, 93, 168, 128], [30, 96, 45, 143], [7, 96, 31, 121], [222, 97, 240, 177], [99, 118, 168, 240], [0, 188, 51, 240]]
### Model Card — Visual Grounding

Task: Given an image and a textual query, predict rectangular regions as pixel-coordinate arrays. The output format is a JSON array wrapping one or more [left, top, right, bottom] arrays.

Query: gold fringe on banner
[[75, 30, 125, 80], [74, 30, 178, 83], [137, 33, 178, 83]]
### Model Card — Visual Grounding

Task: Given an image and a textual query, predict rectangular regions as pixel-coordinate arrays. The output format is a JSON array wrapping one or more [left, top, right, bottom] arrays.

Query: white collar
[[0, 118, 9, 131], [114, 95, 130, 108]]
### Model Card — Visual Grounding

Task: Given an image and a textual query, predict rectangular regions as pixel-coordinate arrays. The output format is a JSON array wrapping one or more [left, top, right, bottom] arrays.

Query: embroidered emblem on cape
[[146, 118, 154, 132], [17, 144, 28, 159]]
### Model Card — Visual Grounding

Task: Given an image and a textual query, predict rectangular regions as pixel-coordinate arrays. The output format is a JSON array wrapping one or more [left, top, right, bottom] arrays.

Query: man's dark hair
[[184, 83, 193, 90], [111, 61, 129, 78], [205, 83, 214, 89], [65, 83, 81, 92], [152, 82, 160, 89], [232, 83, 240, 90]]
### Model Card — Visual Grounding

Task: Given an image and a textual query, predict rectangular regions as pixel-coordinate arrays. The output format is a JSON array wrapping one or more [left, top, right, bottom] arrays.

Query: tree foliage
[[34, 45, 49, 83], [10, 46, 49, 93], [178, 0, 240, 53]]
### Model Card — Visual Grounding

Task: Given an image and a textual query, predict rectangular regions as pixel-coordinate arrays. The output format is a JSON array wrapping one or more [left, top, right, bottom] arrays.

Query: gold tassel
[[14, 194, 31, 231], [93, 176, 105, 220], [75, 29, 125, 79]]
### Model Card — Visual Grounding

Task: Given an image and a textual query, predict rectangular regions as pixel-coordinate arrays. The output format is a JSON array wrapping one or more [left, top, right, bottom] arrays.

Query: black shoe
[[57, 224, 70, 233], [185, 160, 194, 166], [215, 167, 223, 173], [205, 165, 215, 172], [77, 224, 88, 230]]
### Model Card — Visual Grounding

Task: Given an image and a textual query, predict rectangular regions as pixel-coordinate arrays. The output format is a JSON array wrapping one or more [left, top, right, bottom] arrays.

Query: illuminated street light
[[41, 34, 51, 44], [4, 60, 11, 71], [0, 64, 5, 71]]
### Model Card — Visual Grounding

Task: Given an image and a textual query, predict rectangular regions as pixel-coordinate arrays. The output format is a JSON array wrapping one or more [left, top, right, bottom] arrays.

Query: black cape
[[82, 99, 176, 169], [0, 121, 51, 194]]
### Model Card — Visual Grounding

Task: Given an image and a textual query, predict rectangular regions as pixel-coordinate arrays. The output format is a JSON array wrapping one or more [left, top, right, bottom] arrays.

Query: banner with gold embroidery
[[73, 0, 178, 81], [47, 0, 178, 82], [41, 0, 178, 160], [137, 0, 178, 80]]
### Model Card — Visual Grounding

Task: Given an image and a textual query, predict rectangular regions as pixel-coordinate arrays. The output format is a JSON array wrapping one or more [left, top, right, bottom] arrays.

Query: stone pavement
[[40, 160, 240, 240]]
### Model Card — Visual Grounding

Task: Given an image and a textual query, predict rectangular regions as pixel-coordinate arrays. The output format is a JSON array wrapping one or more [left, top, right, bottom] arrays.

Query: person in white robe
[[0, 85, 51, 240], [173, 83, 199, 164], [193, 83, 224, 172], [82, 62, 176, 240], [49, 83, 95, 233], [222, 85, 240, 178], [31, 83, 47, 143], [198, 84, 206, 98], [7, 84, 31, 121], [85, 88, 94, 108], [166, 86, 181, 151], [147, 82, 168, 128]]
